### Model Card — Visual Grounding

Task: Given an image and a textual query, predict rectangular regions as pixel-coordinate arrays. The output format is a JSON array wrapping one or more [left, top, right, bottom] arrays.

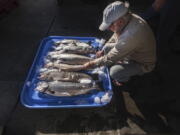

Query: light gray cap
[[99, 1, 129, 31]]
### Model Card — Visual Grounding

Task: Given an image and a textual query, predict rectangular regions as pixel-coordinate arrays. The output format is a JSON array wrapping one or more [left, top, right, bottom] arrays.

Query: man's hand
[[113, 80, 123, 86], [83, 61, 96, 70], [96, 50, 104, 58]]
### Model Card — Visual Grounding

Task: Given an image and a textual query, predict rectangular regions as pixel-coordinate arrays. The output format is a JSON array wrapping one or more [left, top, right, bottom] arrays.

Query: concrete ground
[[0, 0, 179, 135]]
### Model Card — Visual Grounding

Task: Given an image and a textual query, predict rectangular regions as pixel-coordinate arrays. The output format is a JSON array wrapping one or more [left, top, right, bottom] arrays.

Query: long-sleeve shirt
[[94, 13, 156, 73]]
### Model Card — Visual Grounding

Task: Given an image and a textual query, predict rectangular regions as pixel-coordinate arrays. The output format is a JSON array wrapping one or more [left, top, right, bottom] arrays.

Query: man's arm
[[106, 33, 116, 43], [96, 33, 117, 58], [102, 33, 117, 51], [93, 33, 140, 67]]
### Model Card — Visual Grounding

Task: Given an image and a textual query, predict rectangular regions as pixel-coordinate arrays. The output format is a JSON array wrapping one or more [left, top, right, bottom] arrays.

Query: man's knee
[[110, 65, 124, 78], [110, 65, 129, 82]]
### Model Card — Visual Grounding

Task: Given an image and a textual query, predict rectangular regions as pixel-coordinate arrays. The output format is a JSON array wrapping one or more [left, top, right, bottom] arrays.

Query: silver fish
[[58, 45, 96, 54], [54, 39, 90, 47], [38, 71, 92, 82], [35, 81, 100, 96], [45, 62, 85, 72], [49, 46, 95, 56], [49, 54, 92, 65], [54, 39, 80, 46]]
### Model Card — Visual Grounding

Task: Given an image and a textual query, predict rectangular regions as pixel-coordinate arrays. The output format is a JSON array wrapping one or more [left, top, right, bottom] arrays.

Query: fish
[[57, 45, 96, 54], [49, 46, 95, 56], [48, 53, 92, 65], [38, 70, 93, 83], [54, 39, 91, 47], [45, 62, 85, 72], [35, 81, 101, 96], [54, 39, 80, 46], [75, 42, 91, 47]]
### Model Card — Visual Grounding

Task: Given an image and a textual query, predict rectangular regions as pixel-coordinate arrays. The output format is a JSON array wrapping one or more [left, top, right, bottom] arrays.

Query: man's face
[[108, 18, 124, 33]]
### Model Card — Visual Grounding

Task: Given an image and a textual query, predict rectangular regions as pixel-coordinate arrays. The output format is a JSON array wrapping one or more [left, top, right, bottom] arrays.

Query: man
[[83, 1, 156, 85], [82, 1, 156, 121]]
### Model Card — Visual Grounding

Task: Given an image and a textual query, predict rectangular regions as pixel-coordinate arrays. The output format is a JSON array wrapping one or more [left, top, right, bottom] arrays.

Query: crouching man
[[82, 1, 156, 121]]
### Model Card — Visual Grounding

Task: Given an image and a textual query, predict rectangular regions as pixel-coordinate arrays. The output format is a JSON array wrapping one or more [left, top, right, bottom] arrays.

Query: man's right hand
[[96, 50, 104, 58]]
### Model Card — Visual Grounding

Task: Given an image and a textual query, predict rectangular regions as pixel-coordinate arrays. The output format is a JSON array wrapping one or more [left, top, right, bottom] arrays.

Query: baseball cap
[[99, 1, 129, 31]]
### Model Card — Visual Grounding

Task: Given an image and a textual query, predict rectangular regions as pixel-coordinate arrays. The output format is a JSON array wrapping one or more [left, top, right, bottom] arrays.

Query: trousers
[[109, 60, 144, 82]]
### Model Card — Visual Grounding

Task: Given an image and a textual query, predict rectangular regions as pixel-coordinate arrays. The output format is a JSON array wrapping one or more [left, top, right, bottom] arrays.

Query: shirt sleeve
[[94, 30, 141, 67], [101, 34, 117, 53]]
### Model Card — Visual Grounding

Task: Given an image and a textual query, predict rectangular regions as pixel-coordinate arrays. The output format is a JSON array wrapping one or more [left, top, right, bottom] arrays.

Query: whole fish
[[54, 39, 80, 46], [54, 39, 91, 47], [45, 62, 85, 71], [58, 45, 96, 54], [38, 71, 92, 83], [35, 81, 100, 96], [48, 53, 92, 65], [49, 46, 95, 56]]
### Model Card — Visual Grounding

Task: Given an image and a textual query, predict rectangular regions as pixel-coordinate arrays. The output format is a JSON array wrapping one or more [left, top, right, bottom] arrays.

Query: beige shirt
[[94, 14, 156, 73]]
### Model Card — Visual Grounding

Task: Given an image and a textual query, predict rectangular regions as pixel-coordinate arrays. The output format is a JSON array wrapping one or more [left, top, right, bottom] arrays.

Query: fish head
[[45, 62, 53, 68], [38, 73, 47, 80], [44, 58, 51, 64], [39, 68, 48, 73], [54, 40, 62, 46], [47, 51, 56, 56], [35, 82, 49, 92]]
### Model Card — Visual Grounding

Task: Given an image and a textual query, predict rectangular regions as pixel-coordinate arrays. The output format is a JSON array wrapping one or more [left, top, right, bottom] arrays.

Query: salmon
[[35, 81, 100, 96], [48, 53, 92, 65], [38, 71, 92, 82]]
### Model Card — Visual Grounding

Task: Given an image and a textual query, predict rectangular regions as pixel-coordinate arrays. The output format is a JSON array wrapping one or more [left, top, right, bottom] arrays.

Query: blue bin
[[21, 36, 112, 109]]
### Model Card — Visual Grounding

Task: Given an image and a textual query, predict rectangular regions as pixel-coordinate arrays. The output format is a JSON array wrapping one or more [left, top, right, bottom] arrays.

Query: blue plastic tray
[[21, 36, 112, 109]]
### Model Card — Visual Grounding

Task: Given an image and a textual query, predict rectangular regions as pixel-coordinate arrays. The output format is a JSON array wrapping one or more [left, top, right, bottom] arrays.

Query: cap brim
[[99, 22, 111, 31]]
